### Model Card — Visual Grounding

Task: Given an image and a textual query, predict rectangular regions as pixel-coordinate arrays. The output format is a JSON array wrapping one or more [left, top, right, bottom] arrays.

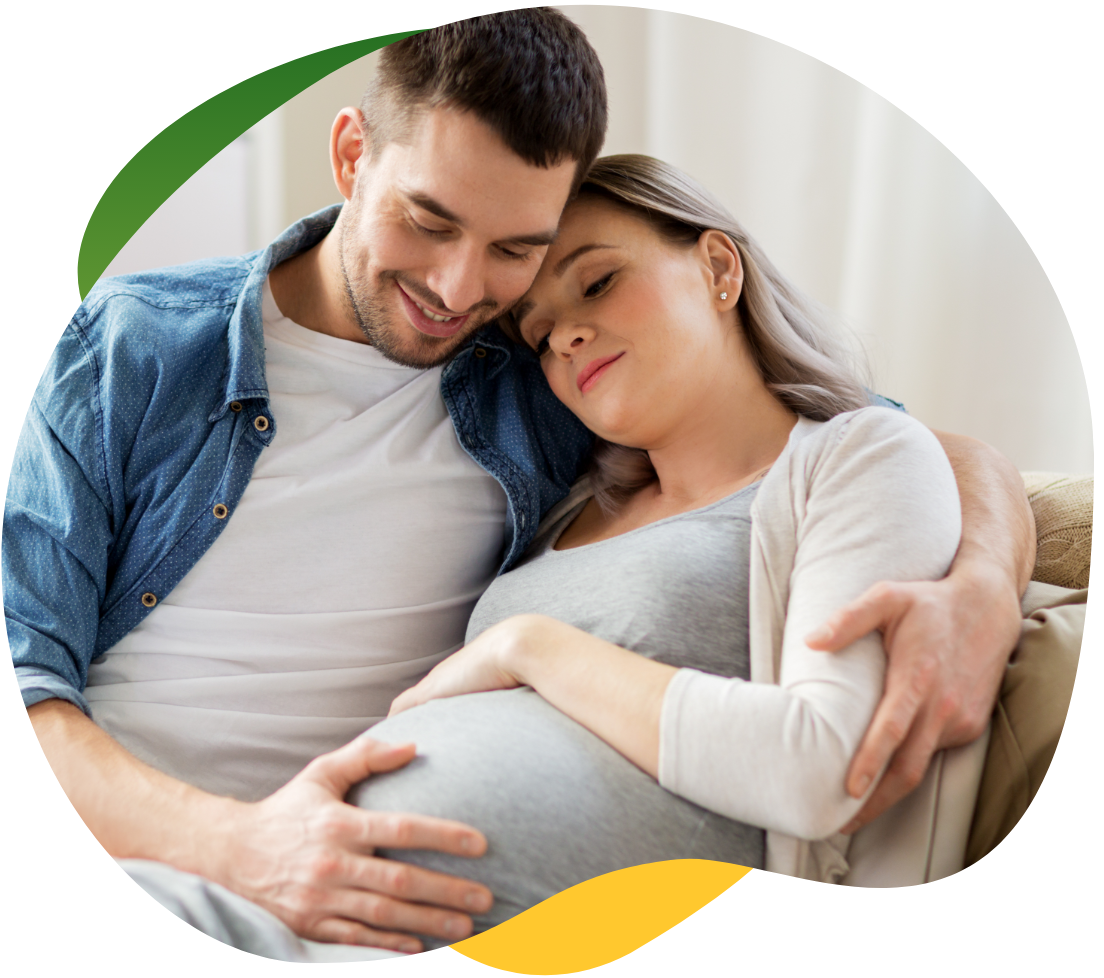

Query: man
[[6, 9, 1034, 956]]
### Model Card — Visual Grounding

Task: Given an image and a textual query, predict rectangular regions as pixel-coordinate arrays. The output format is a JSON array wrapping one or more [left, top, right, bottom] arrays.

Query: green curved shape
[[78, 31, 422, 298]]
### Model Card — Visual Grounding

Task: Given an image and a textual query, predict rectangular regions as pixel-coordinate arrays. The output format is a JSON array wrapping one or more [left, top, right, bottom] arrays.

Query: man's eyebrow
[[404, 190, 463, 226], [554, 244, 617, 276], [403, 188, 558, 248], [501, 229, 560, 248]]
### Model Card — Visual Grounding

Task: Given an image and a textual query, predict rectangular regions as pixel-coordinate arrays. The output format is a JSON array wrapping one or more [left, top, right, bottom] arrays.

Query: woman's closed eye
[[583, 273, 614, 298]]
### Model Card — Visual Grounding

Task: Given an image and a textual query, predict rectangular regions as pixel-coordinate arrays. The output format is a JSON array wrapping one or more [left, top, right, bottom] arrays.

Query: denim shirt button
[[141, 592, 158, 608], [229, 401, 243, 413], [474, 348, 487, 358], [253, 415, 270, 432], [212, 503, 229, 519]]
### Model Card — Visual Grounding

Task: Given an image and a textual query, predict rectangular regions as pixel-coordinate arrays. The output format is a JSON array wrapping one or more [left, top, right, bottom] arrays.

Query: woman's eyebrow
[[553, 244, 617, 277]]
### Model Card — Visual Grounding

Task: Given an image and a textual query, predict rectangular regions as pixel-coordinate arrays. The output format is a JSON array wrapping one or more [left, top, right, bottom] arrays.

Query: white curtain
[[563, 6, 1092, 474]]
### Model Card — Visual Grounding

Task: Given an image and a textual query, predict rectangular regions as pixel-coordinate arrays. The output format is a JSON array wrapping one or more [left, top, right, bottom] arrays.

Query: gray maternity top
[[351, 483, 764, 947]]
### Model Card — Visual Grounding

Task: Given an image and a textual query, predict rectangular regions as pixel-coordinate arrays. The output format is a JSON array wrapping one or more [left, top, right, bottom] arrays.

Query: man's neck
[[268, 222, 367, 344]]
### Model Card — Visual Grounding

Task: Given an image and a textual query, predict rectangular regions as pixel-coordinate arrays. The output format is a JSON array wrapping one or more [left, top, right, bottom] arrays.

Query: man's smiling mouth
[[413, 300, 459, 323]]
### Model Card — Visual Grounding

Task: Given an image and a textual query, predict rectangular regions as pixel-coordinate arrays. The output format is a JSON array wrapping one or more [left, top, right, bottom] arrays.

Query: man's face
[[338, 107, 578, 368]]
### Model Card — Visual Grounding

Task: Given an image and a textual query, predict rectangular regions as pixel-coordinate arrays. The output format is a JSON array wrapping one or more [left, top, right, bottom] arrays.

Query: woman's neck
[[642, 347, 798, 512]]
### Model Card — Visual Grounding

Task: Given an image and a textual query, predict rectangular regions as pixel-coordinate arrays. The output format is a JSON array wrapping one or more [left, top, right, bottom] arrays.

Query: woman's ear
[[698, 229, 744, 309], [330, 107, 368, 201]]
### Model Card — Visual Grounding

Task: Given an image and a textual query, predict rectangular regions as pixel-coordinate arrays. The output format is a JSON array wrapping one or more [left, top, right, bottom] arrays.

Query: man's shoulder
[[82, 253, 258, 318], [72, 253, 259, 363]]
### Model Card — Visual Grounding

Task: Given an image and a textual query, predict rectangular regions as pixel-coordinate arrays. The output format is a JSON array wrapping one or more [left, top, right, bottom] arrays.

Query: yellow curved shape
[[451, 859, 752, 975]]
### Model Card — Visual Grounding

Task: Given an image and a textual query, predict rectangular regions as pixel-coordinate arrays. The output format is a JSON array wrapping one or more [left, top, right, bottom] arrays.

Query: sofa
[[843, 471, 1091, 885]]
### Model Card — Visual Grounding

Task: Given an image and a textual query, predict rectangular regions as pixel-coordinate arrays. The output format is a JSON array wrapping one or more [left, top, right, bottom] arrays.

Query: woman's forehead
[[545, 198, 647, 263]]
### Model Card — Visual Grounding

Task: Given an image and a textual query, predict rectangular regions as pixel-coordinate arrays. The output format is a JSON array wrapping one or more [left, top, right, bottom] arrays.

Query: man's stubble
[[337, 196, 502, 370]]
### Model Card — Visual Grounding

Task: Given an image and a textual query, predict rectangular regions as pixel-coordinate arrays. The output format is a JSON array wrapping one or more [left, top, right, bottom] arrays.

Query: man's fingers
[[354, 809, 488, 859], [342, 891, 475, 944], [319, 859, 484, 944], [840, 711, 944, 833], [843, 661, 931, 798], [308, 918, 423, 954], [304, 736, 418, 795], [805, 582, 909, 652]]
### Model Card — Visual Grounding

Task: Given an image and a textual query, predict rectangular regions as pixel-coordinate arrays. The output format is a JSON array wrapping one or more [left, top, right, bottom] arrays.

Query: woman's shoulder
[[794, 406, 942, 461], [774, 407, 954, 508]]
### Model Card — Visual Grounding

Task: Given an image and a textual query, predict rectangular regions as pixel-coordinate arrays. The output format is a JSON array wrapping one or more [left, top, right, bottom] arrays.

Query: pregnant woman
[[350, 155, 961, 946]]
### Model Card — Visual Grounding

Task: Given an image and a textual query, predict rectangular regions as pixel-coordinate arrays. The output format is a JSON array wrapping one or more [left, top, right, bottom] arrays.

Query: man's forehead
[[374, 107, 575, 237]]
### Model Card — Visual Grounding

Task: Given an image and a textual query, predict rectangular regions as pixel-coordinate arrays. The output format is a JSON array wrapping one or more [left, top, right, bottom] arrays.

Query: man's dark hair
[[360, 9, 607, 188]]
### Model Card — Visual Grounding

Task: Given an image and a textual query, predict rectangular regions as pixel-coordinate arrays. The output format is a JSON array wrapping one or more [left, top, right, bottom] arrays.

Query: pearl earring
[[719, 292, 728, 301]]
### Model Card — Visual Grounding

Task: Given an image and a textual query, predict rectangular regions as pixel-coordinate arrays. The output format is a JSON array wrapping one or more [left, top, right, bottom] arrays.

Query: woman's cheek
[[543, 361, 575, 410]]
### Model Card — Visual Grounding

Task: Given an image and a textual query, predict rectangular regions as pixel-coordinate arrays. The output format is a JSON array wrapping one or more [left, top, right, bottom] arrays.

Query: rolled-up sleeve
[[4, 325, 114, 713]]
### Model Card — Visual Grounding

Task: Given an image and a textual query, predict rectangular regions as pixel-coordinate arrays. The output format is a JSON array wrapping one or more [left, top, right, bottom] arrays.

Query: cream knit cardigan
[[542, 407, 962, 883]]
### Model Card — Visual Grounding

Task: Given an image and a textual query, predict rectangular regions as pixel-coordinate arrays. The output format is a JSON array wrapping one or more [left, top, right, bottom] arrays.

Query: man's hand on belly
[[210, 735, 494, 951]]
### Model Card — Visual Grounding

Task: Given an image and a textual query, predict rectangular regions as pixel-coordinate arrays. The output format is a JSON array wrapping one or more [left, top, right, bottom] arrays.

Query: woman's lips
[[396, 283, 470, 338], [577, 353, 624, 393]]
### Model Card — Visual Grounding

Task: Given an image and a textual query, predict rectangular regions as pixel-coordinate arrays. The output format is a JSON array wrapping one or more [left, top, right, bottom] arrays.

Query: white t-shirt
[[85, 281, 508, 800]]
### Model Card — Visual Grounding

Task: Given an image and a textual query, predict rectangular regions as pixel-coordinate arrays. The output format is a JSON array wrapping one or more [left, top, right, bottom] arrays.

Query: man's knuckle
[[911, 651, 940, 684], [365, 894, 397, 928], [936, 691, 962, 724], [895, 757, 927, 791], [869, 581, 896, 603], [384, 814, 416, 847], [881, 716, 910, 746], [385, 863, 414, 897], [308, 852, 342, 881]]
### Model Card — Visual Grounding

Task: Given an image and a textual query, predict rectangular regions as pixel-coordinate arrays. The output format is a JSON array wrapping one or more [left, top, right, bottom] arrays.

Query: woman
[[350, 155, 961, 944]]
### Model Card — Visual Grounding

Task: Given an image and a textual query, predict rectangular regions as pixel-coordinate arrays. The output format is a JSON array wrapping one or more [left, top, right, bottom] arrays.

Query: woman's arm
[[658, 410, 962, 838], [391, 614, 676, 777], [395, 411, 962, 840]]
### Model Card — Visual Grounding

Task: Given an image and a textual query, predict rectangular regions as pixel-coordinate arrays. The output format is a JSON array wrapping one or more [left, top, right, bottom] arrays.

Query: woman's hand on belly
[[390, 615, 676, 780], [389, 616, 534, 716]]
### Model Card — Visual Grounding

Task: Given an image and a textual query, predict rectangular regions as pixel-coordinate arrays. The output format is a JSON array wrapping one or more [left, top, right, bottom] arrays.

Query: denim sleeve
[[4, 324, 114, 712]]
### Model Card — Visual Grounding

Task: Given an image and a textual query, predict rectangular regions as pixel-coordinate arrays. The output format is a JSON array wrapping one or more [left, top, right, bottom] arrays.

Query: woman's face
[[513, 197, 744, 448]]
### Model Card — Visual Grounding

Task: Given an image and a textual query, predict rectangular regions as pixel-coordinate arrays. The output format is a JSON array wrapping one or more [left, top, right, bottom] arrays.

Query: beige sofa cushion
[[965, 581, 1086, 865], [1021, 472, 1093, 589]]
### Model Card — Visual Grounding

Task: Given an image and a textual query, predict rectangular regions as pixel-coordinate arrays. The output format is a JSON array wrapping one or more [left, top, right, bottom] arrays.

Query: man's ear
[[330, 107, 368, 201], [699, 229, 744, 308]]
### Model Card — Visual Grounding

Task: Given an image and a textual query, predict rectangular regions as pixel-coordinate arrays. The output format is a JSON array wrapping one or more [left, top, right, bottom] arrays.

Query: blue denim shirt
[[4, 206, 595, 715], [5, 205, 903, 717]]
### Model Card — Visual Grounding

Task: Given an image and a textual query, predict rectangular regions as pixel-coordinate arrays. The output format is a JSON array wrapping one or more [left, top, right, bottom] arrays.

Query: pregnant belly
[[348, 687, 763, 946]]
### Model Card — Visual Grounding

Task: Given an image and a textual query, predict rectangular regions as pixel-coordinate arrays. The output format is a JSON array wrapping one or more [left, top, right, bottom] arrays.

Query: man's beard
[[338, 206, 501, 369]]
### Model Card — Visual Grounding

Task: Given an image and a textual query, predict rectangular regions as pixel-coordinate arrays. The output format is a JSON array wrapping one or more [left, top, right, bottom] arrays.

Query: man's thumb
[[306, 735, 417, 795]]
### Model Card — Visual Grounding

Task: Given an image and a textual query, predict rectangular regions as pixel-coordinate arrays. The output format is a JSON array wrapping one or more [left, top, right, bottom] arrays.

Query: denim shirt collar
[[210, 204, 345, 423], [207, 202, 594, 568]]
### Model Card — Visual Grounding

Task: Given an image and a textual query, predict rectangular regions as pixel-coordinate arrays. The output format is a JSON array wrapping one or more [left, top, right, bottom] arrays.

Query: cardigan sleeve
[[657, 408, 962, 840]]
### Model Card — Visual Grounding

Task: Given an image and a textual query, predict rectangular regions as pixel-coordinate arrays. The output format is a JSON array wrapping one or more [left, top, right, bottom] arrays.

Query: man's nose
[[427, 242, 488, 315]]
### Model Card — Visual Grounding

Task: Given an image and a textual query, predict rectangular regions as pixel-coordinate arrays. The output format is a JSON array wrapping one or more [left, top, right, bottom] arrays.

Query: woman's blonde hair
[[508, 153, 870, 513]]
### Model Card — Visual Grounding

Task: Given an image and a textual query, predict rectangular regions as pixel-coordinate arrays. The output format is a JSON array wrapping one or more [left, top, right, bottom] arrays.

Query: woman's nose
[[549, 321, 595, 357]]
